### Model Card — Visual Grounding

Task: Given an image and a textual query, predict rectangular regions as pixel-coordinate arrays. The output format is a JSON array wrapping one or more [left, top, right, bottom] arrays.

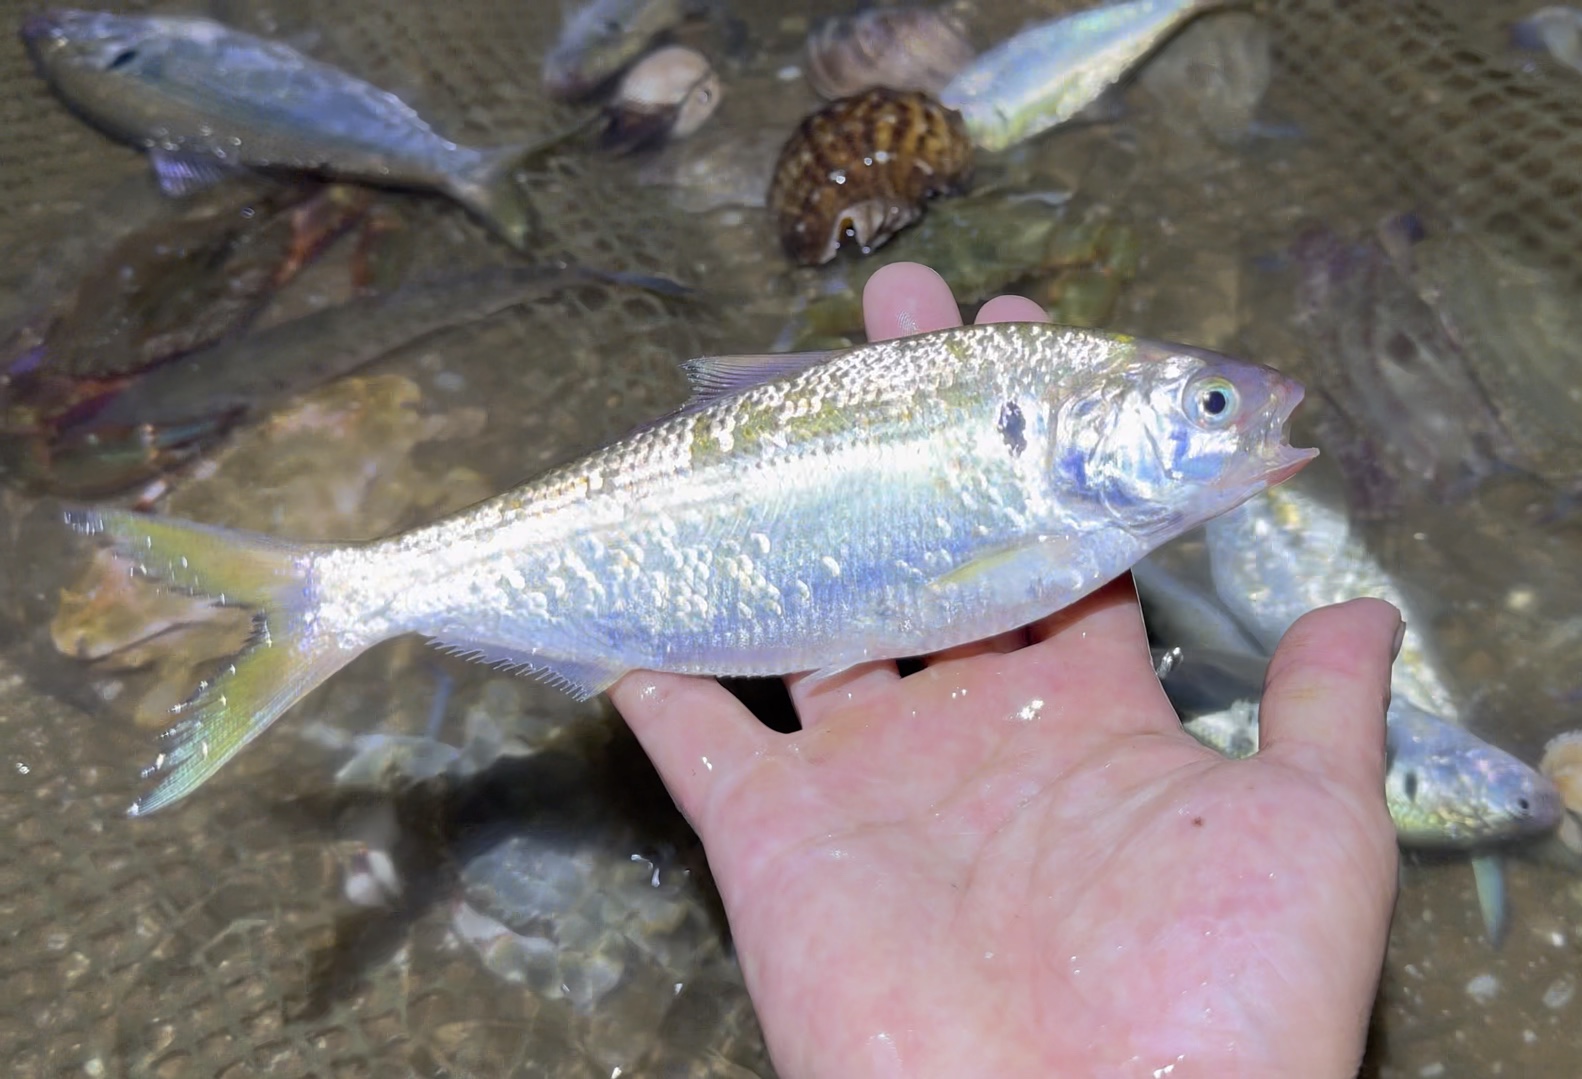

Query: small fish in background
[[940, 0, 1233, 152], [1511, 6, 1582, 75], [70, 322, 1314, 814], [1153, 645, 1564, 850], [1204, 477, 1462, 722], [542, 0, 693, 101], [22, 10, 543, 249]]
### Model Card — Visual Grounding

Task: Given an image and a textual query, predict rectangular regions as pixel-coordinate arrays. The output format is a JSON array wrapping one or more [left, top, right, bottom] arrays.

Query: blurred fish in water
[[1511, 6, 1582, 73], [5, 264, 687, 498], [1204, 478, 1462, 722], [543, 0, 693, 101], [940, 0, 1233, 152], [70, 322, 1315, 813], [22, 10, 542, 249], [1154, 645, 1564, 848], [1288, 220, 1521, 518]]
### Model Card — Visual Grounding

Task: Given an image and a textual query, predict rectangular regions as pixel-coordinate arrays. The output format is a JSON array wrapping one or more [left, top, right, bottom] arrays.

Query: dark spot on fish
[[1191, 816, 1204, 827], [1384, 330, 1419, 366], [1516, 796, 1531, 816], [108, 48, 139, 71], [996, 400, 1025, 458], [1403, 770, 1419, 802]]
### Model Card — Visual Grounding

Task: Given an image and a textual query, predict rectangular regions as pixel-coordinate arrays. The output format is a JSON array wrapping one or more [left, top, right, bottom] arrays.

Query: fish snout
[[1516, 773, 1568, 836]]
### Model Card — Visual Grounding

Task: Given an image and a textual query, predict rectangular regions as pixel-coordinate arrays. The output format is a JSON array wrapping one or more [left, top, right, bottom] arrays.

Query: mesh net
[[3, 0, 1582, 1076]]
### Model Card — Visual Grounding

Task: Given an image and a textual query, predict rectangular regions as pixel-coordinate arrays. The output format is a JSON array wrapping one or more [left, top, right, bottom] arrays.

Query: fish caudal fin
[[450, 145, 543, 251], [65, 508, 360, 816], [449, 120, 599, 250]]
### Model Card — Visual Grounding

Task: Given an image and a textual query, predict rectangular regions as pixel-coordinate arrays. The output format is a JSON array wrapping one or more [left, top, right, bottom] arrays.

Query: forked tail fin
[[65, 508, 363, 816]]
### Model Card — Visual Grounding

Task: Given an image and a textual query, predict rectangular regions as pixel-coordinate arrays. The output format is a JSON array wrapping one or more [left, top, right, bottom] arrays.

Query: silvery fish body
[[22, 10, 536, 248], [940, 0, 1229, 152], [1154, 646, 1564, 848], [71, 321, 1312, 814], [1204, 480, 1461, 721]]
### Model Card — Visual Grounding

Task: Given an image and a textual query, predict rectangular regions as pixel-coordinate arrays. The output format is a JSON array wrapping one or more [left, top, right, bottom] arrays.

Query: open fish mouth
[[1262, 377, 1319, 485]]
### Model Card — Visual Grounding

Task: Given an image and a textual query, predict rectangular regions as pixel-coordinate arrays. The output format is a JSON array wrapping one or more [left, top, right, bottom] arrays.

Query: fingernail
[[1391, 618, 1407, 661]]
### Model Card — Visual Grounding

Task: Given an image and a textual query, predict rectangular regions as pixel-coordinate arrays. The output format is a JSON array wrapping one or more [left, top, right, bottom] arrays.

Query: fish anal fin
[[149, 149, 238, 197], [429, 636, 624, 701]]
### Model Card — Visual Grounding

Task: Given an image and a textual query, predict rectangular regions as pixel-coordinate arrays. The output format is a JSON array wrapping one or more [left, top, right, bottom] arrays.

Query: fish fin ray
[[427, 636, 624, 700], [65, 507, 364, 814], [680, 349, 840, 405], [149, 149, 237, 197]]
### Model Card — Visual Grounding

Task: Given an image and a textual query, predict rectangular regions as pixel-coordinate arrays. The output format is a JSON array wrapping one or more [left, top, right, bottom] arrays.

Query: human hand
[[611, 263, 1400, 1079]]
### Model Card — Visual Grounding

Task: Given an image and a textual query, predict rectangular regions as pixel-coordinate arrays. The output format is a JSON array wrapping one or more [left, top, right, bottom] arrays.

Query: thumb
[[1258, 597, 1402, 801]]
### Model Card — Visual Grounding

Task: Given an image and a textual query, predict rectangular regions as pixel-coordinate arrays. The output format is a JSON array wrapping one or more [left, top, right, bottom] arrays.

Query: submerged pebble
[[601, 45, 723, 153], [805, 6, 976, 100]]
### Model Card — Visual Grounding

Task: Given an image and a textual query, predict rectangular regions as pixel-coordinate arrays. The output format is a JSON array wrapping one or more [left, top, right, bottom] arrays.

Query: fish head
[[1049, 339, 1316, 537], [1386, 700, 1566, 848], [20, 10, 178, 82]]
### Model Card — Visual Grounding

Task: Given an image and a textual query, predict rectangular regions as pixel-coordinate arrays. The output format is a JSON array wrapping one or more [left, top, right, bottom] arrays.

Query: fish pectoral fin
[[680, 349, 840, 406], [925, 534, 1082, 606], [428, 636, 625, 701], [149, 149, 239, 197]]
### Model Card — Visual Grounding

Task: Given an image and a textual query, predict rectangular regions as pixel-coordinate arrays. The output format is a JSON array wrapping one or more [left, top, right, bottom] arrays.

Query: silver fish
[[70, 322, 1314, 814], [1154, 645, 1565, 848], [940, 0, 1231, 153], [23, 11, 539, 249], [1204, 478, 1461, 721]]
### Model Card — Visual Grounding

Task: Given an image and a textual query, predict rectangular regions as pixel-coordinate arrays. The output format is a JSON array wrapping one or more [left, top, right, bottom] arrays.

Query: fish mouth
[[1261, 376, 1319, 486]]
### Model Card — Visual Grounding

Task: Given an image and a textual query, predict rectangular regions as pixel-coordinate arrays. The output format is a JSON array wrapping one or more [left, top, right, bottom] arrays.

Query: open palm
[[612, 264, 1400, 1079]]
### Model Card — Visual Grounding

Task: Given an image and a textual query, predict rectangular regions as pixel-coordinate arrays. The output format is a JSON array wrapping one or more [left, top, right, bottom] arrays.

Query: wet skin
[[612, 262, 1400, 1079]]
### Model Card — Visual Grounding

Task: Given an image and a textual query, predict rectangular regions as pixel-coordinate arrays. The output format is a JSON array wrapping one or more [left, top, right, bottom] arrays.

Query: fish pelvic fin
[[64, 508, 363, 816]]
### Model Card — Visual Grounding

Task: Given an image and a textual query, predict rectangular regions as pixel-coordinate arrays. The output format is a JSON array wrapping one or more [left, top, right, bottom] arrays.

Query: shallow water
[[3, 0, 1582, 1075]]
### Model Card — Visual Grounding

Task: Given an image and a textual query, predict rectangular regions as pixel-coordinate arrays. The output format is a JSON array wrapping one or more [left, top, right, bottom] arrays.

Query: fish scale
[[70, 320, 1313, 814]]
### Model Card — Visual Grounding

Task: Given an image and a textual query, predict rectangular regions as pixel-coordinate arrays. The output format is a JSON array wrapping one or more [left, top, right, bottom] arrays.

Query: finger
[[1258, 597, 1401, 797], [787, 660, 902, 724], [862, 261, 962, 340], [975, 293, 1049, 324], [609, 671, 772, 829]]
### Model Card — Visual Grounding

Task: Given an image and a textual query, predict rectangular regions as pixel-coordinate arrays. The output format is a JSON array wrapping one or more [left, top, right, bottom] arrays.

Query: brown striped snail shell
[[806, 6, 976, 100], [600, 45, 723, 153], [768, 88, 974, 266]]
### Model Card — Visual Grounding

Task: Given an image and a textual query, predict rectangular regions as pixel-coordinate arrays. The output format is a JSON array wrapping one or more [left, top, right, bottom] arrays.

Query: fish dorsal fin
[[680, 349, 839, 407]]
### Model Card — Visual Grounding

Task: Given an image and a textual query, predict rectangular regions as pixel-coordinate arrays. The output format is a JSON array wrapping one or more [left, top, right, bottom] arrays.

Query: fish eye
[[1185, 375, 1239, 428], [107, 47, 138, 70]]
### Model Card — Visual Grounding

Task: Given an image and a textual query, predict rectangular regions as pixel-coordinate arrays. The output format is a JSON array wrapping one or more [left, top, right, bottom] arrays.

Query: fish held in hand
[[22, 10, 541, 249], [68, 322, 1314, 814]]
